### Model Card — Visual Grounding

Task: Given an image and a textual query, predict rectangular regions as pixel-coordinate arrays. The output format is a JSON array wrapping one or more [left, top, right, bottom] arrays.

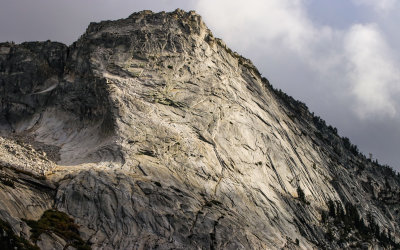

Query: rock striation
[[0, 9, 400, 249]]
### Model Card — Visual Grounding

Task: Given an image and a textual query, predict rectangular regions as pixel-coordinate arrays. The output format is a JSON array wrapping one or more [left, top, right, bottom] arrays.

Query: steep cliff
[[0, 9, 399, 249]]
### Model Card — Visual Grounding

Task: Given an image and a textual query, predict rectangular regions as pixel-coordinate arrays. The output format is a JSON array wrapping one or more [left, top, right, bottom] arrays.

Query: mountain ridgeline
[[0, 9, 399, 249]]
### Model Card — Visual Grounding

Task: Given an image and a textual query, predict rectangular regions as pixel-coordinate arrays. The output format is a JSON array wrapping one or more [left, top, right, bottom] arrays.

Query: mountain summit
[[0, 9, 399, 249]]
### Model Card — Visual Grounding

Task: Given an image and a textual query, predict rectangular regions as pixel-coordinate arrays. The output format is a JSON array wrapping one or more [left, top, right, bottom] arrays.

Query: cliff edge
[[0, 9, 399, 249]]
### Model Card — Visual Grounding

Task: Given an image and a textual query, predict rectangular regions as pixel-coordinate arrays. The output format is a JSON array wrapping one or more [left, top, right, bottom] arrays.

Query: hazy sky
[[1, 0, 400, 170]]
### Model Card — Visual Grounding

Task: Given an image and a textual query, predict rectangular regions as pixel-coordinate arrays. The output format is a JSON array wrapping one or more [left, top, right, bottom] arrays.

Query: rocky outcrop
[[0, 41, 67, 132], [0, 9, 399, 249]]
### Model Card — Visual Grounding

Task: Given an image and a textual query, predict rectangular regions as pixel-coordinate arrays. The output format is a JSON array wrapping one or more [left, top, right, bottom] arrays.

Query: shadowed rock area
[[1, 9, 400, 249]]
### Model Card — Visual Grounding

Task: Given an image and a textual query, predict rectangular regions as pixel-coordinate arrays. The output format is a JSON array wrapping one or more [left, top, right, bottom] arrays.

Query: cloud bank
[[345, 24, 400, 118], [196, 0, 400, 120]]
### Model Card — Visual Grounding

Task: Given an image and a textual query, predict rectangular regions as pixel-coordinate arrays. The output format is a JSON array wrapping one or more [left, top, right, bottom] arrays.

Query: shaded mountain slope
[[0, 9, 399, 249]]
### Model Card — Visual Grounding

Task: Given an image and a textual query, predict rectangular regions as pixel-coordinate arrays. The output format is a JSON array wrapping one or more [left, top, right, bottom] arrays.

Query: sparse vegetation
[[269, 82, 399, 182], [212, 32, 398, 184], [0, 218, 39, 250], [297, 186, 309, 205], [321, 200, 400, 248], [24, 210, 91, 250]]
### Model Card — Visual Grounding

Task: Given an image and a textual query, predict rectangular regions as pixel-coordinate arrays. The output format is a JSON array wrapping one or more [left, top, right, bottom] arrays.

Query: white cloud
[[195, 0, 341, 76], [344, 24, 400, 118], [352, 0, 397, 11], [195, 0, 315, 53], [195, 0, 400, 120]]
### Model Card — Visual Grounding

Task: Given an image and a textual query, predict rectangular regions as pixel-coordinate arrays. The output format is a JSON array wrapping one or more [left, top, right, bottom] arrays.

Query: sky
[[1, 0, 400, 171]]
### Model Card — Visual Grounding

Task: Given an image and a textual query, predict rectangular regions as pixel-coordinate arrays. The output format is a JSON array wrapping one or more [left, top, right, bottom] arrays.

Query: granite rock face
[[1, 9, 400, 249]]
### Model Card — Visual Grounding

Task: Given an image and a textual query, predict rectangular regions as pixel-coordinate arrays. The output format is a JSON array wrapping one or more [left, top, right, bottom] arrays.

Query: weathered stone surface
[[0, 137, 55, 223], [0, 41, 67, 132], [0, 9, 400, 249], [36, 232, 67, 250]]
